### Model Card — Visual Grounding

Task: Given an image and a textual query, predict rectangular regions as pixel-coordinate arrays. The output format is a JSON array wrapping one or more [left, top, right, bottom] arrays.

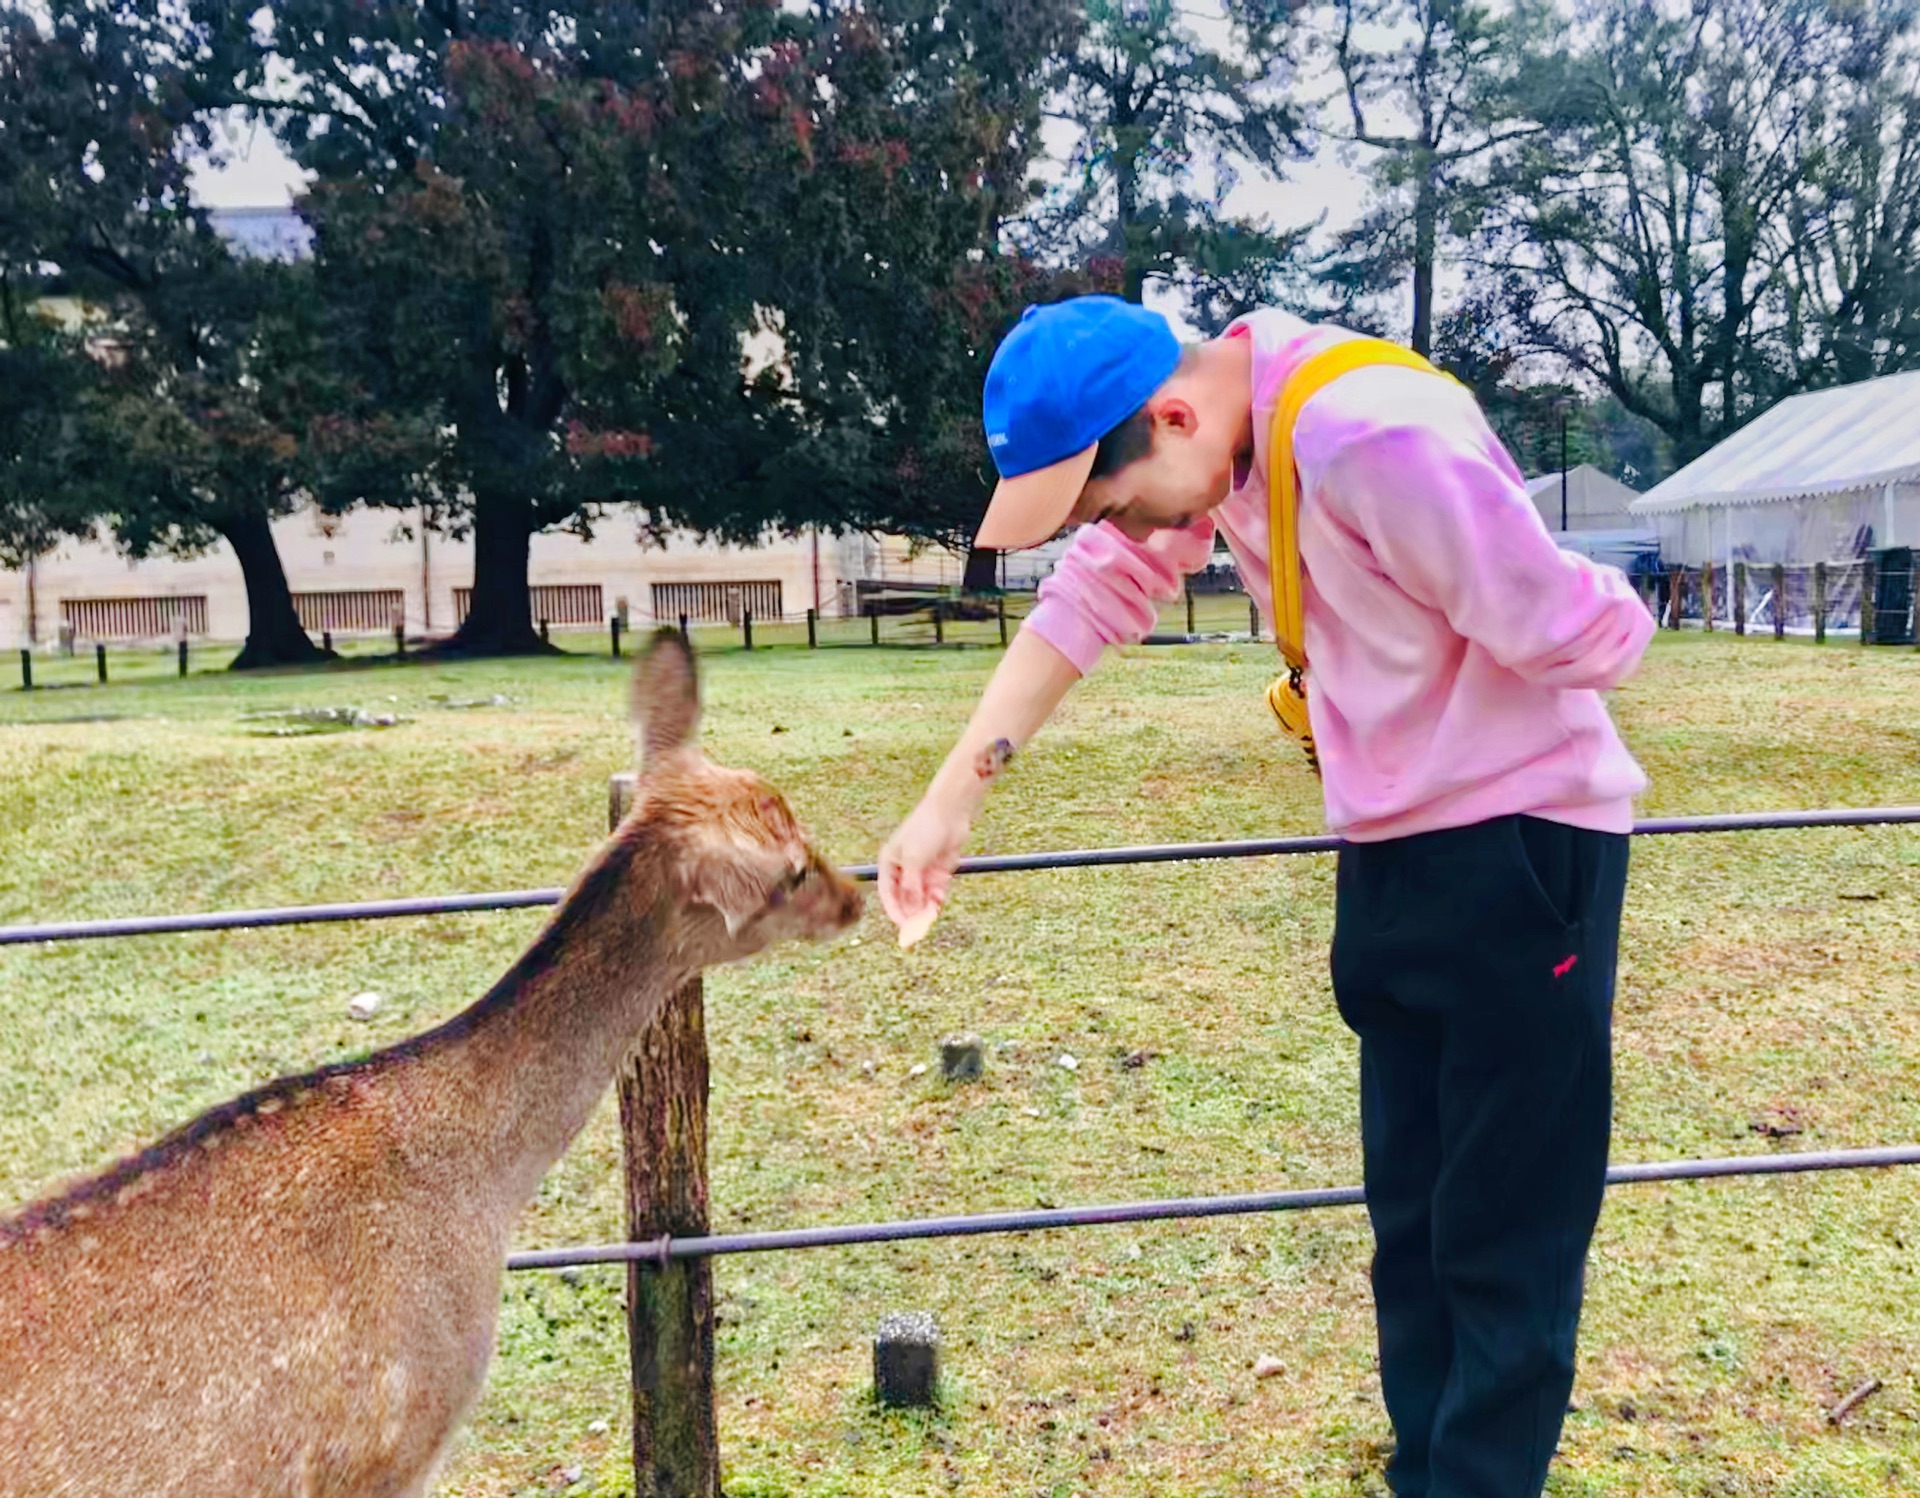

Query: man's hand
[[878, 790, 973, 944]]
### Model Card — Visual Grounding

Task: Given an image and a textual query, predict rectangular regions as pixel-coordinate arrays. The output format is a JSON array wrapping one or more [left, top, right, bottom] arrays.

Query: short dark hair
[[1089, 406, 1154, 479], [1087, 345, 1194, 479]]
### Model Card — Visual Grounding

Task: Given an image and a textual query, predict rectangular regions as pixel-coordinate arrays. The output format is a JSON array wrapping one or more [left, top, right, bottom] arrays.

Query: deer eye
[[767, 864, 807, 908]]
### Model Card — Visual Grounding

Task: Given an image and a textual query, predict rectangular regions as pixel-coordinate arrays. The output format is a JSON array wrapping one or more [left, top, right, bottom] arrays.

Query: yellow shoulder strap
[[1266, 338, 1453, 670]]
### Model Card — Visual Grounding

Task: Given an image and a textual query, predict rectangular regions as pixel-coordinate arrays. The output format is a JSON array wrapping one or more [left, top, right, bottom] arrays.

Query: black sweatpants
[[1331, 815, 1630, 1498]]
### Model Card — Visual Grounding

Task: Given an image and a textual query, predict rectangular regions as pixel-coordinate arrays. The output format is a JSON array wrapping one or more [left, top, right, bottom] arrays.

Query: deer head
[[628, 629, 863, 958]]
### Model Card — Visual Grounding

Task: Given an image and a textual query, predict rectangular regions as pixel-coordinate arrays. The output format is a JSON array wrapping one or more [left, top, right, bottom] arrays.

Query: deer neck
[[418, 831, 694, 1207]]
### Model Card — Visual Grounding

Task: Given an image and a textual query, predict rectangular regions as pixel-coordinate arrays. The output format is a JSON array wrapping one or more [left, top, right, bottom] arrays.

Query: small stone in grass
[[347, 992, 382, 1022], [908, 1062, 929, 1079], [587, 1419, 610, 1436], [940, 1034, 985, 1083], [1056, 1053, 1079, 1072], [874, 1311, 941, 1407], [1254, 1355, 1284, 1379]]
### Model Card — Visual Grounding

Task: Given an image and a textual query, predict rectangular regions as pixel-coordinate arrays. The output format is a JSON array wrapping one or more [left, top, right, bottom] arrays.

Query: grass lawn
[[2, 629, 1918, 1497]]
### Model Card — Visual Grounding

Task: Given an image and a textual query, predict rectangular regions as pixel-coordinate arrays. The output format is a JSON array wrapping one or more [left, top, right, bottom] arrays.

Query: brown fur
[[0, 632, 862, 1497]]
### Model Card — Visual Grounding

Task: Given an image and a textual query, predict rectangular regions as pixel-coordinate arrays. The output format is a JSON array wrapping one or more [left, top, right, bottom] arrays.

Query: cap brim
[[975, 444, 1097, 551]]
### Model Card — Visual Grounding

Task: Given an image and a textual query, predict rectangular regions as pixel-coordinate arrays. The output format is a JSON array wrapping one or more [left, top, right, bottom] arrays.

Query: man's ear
[[1151, 395, 1200, 436]]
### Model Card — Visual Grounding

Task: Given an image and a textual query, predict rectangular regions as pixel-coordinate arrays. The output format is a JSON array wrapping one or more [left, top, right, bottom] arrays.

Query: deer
[[0, 631, 864, 1497]]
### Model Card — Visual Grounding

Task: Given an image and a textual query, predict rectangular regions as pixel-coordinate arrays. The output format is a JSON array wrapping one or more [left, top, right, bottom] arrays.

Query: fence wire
[[505, 1144, 1920, 1271], [4, 806, 1919, 947]]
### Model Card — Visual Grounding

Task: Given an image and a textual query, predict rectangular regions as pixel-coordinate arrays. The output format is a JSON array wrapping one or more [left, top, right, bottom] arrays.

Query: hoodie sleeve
[[1021, 518, 1218, 675]]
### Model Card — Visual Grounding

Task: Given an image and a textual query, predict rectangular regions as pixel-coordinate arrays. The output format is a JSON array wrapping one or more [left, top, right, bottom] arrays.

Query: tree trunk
[[1410, 163, 1438, 357], [1116, 141, 1147, 304], [444, 480, 548, 656], [962, 546, 999, 593], [220, 503, 329, 671]]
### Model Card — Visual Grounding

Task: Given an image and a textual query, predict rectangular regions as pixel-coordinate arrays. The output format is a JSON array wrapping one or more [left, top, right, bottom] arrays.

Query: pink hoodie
[[1023, 310, 1654, 842]]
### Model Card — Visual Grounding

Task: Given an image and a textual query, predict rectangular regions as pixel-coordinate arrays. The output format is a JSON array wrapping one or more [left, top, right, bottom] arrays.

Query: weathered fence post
[[997, 595, 1008, 647], [869, 604, 880, 647], [932, 601, 944, 647], [610, 774, 721, 1498], [1185, 581, 1195, 637], [1248, 597, 1260, 639], [178, 637, 189, 677], [19, 649, 31, 691], [1772, 565, 1786, 641], [1814, 563, 1828, 644], [678, 613, 690, 646], [806, 608, 817, 649], [323, 629, 333, 654], [1667, 567, 1683, 630], [741, 609, 753, 651], [1734, 562, 1748, 635], [1703, 561, 1716, 632], [95, 643, 107, 685], [1861, 557, 1877, 645]]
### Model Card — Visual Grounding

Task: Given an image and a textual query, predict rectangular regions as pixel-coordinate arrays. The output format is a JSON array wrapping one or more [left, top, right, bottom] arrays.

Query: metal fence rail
[[4, 805, 1918, 948], [504, 1143, 1920, 1271]]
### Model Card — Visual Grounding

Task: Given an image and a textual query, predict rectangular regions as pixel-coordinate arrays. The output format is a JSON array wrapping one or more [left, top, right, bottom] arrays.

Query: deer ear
[[632, 629, 701, 768], [680, 849, 774, 936]]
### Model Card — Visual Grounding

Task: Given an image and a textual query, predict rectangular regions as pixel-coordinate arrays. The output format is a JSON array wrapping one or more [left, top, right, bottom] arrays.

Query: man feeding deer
[[0, 633, 861, 1498], [879, 296, 1654, 1497]]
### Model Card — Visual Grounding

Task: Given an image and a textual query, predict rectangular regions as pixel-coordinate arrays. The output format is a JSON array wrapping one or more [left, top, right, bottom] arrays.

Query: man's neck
[[1188, 333, 1257, 480]]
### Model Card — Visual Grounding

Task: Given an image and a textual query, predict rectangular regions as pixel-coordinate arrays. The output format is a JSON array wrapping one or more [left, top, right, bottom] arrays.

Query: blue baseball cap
[[976, 296, 1183, 550]]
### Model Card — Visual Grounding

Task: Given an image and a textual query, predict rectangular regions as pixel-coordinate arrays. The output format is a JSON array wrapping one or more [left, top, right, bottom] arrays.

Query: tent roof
[[1524, 464, 1642, 519], [1631, 368, 1920, 516], [1524, 464, 1637, 504]]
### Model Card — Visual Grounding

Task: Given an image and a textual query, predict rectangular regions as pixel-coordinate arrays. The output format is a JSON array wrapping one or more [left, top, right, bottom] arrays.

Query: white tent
[[1629, 369, 1920, 567], [1525, 465, 1643, 533]]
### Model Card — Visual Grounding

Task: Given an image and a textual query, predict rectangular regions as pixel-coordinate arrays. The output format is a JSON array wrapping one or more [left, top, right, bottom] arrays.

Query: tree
[[95, 252, 425, 669], [1315, 0, 1555, 354], [1017, 0, 1308, 313], [1780, 15, 1920, 385], [191, 0, 1080, 651], [2, 1, 352, 667], [0, 303, 111, 586], [1473, 0, 1920, 464], [1430, 292, 1672, 489]]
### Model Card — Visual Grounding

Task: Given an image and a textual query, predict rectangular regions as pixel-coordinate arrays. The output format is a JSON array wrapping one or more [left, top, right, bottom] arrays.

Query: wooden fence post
[[1772, 565, 1786, 641], [1248, 597, 1260, 639], [19, 649, 31, 691], [997, 595, 1008, 647], [1861, 557, 1877, 645], [610, 774, 721, 1498], [678, 613, 690, 646], [932, 601, 944, 647], [1734, 562, 1748, 635], [95, 643, 107, 684], [1185, 581, 1195, 636], [1703, 561, 1716, 632], [806, 609, 817, 649], [1667, 567, 1683, 630], [869, 604, 880, 647]]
